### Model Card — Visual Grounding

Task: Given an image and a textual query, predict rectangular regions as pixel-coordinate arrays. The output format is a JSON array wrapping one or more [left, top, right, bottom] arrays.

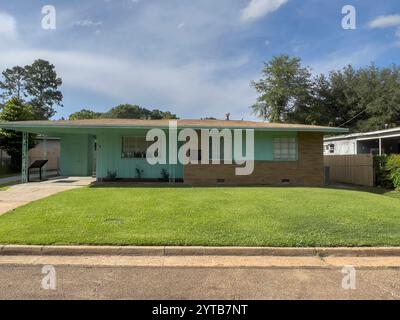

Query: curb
[[1, 245, 400, 257]]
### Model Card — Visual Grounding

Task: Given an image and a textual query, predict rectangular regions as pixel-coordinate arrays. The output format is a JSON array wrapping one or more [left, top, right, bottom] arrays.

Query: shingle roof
[[0, 119, 348, 133]]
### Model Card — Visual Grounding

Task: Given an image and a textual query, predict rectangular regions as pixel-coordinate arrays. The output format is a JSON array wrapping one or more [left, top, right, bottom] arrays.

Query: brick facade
[[184, 132, 324, 186]]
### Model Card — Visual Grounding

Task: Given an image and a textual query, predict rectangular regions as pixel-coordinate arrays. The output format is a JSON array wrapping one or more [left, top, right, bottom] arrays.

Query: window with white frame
[[273, 137, 297, 161], [121, 136, 150, 159]]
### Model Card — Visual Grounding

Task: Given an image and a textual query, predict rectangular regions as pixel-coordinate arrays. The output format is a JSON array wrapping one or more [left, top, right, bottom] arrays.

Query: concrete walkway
[[0, 177, 95, 215], [0, 170, 59, 185]]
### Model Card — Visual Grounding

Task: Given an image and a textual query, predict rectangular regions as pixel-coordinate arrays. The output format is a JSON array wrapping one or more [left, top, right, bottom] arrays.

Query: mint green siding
[[60, 134, 94, 176], [96, 130, 183, 180], [59, 129, 298, 179], [254, 131, 298, 160]]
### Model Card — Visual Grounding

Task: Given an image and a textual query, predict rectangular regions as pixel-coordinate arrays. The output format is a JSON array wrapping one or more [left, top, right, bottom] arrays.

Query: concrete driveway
[[0, 177, 95, 215]]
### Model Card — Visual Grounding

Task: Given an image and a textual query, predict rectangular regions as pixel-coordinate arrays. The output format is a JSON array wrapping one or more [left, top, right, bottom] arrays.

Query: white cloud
[[241, 0, 288, 22], [74, 19, 103, 27], [0, 12, 17, 38], [0, 47, 256, 119], [368, 14, 400, 29], [0, 3, 258, 120]]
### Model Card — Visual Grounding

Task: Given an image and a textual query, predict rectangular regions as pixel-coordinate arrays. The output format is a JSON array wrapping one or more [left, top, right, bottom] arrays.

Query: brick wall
[[184, 132, 324, 186]]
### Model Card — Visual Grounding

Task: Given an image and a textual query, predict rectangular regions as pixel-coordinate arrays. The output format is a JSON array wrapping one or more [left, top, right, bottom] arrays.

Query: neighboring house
[[0, 119, 346, 186], [0, 136, 60, 170], [324, 127, 400, 156]]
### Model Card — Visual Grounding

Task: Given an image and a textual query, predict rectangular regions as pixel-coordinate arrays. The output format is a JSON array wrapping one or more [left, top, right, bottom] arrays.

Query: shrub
[[374, 154, 400, 189], [386, 155, 400, 189], [106, 170, 117, 180], [160, 169, 170, 181]]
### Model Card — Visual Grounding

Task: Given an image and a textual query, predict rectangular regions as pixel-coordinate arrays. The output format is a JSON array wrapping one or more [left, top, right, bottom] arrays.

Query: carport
[[0, 121, 97, 183]]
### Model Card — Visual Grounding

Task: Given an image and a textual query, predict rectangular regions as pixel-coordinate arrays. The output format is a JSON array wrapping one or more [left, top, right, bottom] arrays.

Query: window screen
[[273, 137, 297, 161], [121, 137, 150, 159]]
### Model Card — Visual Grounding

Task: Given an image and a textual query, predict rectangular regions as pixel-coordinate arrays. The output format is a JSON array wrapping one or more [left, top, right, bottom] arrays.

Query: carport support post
[[21, 132, 29, 183], [379, 138, 382, 156], [43, 136, 47, 179]]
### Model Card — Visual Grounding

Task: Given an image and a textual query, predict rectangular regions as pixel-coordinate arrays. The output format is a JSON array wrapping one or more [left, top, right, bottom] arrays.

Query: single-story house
[[324, 126, 400, 156], [0, 119, 347, 186]]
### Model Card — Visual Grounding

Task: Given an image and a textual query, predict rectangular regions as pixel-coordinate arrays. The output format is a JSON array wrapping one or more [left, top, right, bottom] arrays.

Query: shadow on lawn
[[89, 181, 400, 199], [324, 183, 400, 199]]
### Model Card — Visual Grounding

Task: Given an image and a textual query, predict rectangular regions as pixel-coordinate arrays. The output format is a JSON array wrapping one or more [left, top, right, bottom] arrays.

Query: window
[[329, 144, 335, 154], [273, 137, 297, 161], [121, 136, 150, 159]]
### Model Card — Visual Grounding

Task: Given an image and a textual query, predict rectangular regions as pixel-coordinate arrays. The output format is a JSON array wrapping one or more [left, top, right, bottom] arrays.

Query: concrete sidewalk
[[1, 254, 400, 268], [0, 176, 95, 215]]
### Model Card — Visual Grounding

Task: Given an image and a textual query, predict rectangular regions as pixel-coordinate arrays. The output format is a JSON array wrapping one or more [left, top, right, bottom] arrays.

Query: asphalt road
[[0, 264, 399, 299]]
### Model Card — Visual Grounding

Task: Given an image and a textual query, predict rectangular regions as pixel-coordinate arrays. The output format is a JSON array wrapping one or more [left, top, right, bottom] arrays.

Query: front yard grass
[[0, 186, 399, 247]]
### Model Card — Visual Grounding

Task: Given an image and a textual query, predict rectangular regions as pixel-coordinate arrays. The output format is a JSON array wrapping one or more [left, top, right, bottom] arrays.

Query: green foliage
[[386, 155, 400, 189], [160, 169, 170, 181], [0, 66, 27, 100], [25, 59, 63, 119], [69, 109, 102, 120], [106, 170, 117, 180], [103, 104, 177, 120], [251, 55, 311, 122], [68, 104, 178, 120], [0, 97, 36, 170], [0, 59, 63, 120], [374, 154, 400, 189], [252, 56, 400, 132], [135, 167, 144, 179]]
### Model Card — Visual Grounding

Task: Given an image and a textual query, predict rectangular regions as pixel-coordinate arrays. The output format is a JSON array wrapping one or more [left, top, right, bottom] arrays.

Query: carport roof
[[0, 119, 348, 134]]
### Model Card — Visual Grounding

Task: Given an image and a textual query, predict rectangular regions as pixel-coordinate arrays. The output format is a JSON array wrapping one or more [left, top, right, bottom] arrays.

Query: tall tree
[[0, 98, 36, 171], [0, 60, 63, 120], [25, 59, 63, 119], [0, 66, 27, 100], [251, 55, 312, 122]]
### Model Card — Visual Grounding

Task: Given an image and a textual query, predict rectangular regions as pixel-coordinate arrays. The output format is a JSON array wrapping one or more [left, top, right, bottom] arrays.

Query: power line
[[338, 108, 367, 127]]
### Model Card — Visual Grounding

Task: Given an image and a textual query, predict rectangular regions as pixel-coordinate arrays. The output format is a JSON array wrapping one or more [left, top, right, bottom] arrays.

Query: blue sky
[[0, 0, 399, 120]]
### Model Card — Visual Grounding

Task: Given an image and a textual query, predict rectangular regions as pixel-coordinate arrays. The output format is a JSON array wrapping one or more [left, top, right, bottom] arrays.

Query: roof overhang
[[0, 120, 349, 136]]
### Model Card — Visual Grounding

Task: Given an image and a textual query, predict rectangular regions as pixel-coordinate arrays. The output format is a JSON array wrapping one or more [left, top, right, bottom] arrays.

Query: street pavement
[[0, 255, 399, 299]]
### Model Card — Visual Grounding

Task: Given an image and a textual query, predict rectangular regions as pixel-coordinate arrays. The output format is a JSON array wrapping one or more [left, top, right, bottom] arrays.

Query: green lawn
[[0, 186, 400, 247]]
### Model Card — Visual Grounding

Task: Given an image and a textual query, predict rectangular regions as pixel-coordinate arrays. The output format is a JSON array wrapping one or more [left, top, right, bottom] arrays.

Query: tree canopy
[[69, 104, 178, 120], [251, 55, 311, 123], [251, 55, 400, 133], [0, 59, 63, 120], [0, 97, 36, 170], [69, 109, 102, 120]]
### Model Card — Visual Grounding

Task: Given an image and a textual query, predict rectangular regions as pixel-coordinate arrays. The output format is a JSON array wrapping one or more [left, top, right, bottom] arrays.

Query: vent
[[281, 179, 290, 184], [217, 179, 225, 184]]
